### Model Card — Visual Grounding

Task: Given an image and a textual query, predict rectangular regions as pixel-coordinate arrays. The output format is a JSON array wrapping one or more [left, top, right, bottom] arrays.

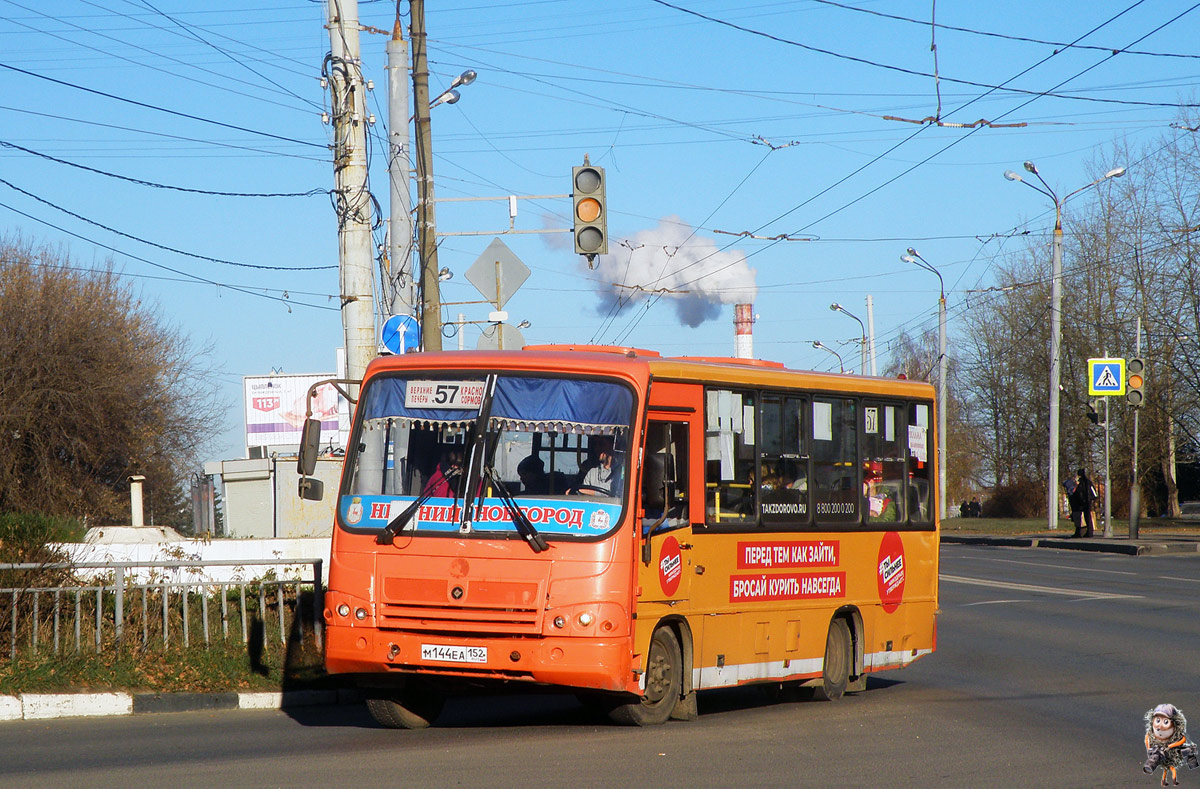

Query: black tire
[[365, 684, 445, 729], [815, 618, 851, 701], [609, 627, 683, 726]]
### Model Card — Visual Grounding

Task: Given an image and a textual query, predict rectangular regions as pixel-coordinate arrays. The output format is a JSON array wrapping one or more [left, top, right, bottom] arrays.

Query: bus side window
[[907, 403, 932, 524], [760, 394, 809, 528], [811, 398, 858, 524], [704, 389, 756, 525], [863, 402, 906, 525]]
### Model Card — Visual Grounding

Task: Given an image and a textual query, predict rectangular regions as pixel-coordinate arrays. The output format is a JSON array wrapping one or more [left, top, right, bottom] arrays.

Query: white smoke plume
[[588, 216, 757, 328]]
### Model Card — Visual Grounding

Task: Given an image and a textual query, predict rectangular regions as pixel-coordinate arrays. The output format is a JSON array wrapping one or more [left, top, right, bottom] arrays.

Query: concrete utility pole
[[411, 0, 443, 351], [386, 14, 414, 320], [326, 0, 375, 393]]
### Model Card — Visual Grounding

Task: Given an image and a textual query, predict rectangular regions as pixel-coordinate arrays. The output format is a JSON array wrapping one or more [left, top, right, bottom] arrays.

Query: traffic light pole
[[1130, 316, 1142, 539]]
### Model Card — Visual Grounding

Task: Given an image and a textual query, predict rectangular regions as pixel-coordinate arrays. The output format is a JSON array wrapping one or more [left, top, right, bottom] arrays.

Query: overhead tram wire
[[806, 0, 1200, 61], [0, 176, 336, 272], [0, 62, 325, 149], [632, 0, 1179, 309], [0, 199, 337, 313], [647, 0, 1196, 110]]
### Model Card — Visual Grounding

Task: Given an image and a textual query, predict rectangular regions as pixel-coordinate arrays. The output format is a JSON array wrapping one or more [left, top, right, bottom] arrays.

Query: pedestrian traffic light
[[1127, 357, 1145, 407], [1087, 399, 1100, 424], [572, 160, 607, 259]]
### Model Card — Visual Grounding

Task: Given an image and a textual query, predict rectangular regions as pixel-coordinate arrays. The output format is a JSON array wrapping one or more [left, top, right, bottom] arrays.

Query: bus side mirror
[[298, 418, 321, 476], [298, 476, 324, 502]]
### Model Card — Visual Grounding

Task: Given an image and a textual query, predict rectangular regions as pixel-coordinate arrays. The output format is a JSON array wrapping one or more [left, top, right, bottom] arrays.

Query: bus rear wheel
[[815, 618, 851, 701], [609, 626, 682, 726], [365, 683, 445, 729]]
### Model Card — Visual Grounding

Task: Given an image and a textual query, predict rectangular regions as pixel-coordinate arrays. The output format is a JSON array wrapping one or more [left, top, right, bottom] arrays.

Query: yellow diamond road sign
[[1088, 357, 1125, 396]]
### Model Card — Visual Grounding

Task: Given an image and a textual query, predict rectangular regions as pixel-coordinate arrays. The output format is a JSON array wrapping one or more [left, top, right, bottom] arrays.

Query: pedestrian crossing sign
[[1088, 357, 1125, 396]]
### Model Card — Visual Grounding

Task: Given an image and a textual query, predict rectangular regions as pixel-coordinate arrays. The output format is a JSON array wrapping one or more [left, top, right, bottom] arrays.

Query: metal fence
[[0, 559, 324, 659]]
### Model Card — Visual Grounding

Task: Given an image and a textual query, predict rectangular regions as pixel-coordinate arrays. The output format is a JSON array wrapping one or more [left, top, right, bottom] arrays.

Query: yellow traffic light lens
[[1129, 374, 1143, 389], [576, 197, 602, 223]]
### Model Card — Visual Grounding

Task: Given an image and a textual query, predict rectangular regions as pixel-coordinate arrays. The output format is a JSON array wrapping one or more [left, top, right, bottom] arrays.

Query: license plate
[[420, 643, 487, 664]]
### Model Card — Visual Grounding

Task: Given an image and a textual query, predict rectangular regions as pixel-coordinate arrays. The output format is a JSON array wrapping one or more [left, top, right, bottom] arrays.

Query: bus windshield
[[338, 372, 635, 540]]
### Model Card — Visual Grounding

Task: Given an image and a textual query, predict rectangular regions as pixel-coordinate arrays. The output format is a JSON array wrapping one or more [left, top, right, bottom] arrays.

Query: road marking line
[[940, 574, 1143, 600], [1157, 575, 1200, 583], [979, 557, 1136, 576]]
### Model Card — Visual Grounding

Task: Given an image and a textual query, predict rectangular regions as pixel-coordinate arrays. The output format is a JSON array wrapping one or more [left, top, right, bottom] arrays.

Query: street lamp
[[414, 62, 479, 352], [901, 248, 948, 522], [830, 303, 867, 375], [811, 341, 845, 373], [1004, 161, 1126, 531]]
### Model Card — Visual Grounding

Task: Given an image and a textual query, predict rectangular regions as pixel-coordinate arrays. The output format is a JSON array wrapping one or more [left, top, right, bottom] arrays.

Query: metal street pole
[[1104, 394, 1112, 537], [385, 14, 414, 320], [411, 0, 442, 351], [865, 294, 878, 376], [901, 249, 947, 522], [1048, 209, 1063, 530], [326, 0, 375, 394], [938, 292, 947, 521], [1003, 163, 1124, 531]]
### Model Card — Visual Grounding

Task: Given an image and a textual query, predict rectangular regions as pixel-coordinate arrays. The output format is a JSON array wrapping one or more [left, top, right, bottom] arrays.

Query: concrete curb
[[0, 688, 361, 723]]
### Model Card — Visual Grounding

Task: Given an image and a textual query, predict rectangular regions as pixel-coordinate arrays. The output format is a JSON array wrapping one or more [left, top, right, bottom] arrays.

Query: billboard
[[243, 373, 348, 450]]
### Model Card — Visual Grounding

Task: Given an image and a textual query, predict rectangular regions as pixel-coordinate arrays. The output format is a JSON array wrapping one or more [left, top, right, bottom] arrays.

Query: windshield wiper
[[375, 469, 461, 545], [485, 469, 548, 553]]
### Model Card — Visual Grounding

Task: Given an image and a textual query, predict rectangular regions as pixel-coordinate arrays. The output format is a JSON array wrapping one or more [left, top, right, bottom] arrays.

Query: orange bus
[[305, 345, 938, 727]]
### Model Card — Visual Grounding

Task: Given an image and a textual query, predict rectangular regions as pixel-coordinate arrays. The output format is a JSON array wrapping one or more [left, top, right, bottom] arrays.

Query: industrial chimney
[[734, 303, 754, 359]]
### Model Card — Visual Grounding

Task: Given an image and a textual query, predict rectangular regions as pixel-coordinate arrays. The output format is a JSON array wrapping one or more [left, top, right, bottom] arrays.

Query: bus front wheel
[[609, 626, 683, 726], [815, 618, 851, 701], [365, 683, 445, 729]]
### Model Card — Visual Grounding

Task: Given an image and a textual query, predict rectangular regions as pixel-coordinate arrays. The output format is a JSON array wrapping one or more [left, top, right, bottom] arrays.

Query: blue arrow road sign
[[1088, 357, 1125, 396], [382, 314, 420, 355]]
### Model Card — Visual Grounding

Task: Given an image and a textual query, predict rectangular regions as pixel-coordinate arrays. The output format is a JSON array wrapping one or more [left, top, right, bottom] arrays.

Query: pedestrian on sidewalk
[[1068, 468, 1097, 538]]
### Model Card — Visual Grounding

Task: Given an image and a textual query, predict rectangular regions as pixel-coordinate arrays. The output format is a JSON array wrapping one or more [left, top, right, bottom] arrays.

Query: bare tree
[[0, 236, 225, 528]]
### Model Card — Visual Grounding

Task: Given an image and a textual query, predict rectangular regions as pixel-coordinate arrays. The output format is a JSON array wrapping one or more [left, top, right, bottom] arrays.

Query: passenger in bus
[[517, 455, 569, 496], [574, 437, 622, 496], [423, 449, 463, 498], [864, 466, 898, 522]]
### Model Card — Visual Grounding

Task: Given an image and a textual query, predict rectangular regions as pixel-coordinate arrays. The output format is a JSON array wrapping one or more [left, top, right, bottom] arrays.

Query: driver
[[574, 436, 622, 496]]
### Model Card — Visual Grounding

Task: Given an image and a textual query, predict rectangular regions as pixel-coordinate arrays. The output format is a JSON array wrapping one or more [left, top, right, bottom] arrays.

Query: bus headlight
[[337, 604, 350, 617], [553, 615, 567, 629], [354, 607, 368, 620], [577, 612, 595, 627]]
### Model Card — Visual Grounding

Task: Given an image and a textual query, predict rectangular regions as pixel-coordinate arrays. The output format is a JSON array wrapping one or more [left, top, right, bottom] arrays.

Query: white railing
[[0, 559, 323, 659]]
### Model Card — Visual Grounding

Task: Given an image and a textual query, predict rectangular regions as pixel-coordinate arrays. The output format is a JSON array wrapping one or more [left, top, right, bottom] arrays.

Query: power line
[[0, 61, 326, 148], [0, 175, 336, 271], [0, 138, 326, 198], [0, 198, 337, 312]]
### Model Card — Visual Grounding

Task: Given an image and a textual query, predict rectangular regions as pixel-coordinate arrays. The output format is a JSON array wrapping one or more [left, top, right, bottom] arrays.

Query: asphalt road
[[0, 545, 1196, 788]]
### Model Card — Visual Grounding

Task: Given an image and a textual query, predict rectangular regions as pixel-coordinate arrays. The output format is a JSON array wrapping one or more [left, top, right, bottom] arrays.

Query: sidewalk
[[941, 529, 1200, 556]]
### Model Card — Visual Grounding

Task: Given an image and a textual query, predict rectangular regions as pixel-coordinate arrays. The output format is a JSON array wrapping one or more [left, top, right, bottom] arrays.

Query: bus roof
[[366, 346, 935, 400]]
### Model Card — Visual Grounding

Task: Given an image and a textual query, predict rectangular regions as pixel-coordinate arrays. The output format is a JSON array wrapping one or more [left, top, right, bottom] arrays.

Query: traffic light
[[1127, 357, 1145, 407], [1087, 399, 1100, 425], [572, 160, 607, 258]]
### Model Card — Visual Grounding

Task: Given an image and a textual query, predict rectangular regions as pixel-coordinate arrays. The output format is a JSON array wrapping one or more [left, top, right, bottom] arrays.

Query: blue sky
[[1, 0, 1197, 463]]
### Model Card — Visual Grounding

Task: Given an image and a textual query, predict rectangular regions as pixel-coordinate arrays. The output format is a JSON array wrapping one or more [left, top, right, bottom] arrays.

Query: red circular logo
[[877, 531, 906, 613], [658, 536, 682, 597]]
